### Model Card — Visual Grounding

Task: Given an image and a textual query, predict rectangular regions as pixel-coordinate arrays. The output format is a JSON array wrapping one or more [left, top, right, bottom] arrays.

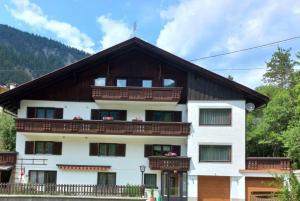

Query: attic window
[[163, 79, 176, 87], [95, 77, 106, 86]]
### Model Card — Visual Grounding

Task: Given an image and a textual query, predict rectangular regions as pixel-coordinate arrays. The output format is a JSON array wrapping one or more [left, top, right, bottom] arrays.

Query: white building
[[0, 38, 290, 201]]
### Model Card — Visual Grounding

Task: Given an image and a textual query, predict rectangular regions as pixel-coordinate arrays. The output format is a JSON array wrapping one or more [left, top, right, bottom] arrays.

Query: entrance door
[[162, 171, 187, 201]]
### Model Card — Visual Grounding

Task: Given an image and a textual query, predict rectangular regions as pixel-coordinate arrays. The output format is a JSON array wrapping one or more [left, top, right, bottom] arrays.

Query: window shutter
[[144, 145, 153, 157], [91, 109, 99, 120], [54, 108, 63, 119], [25, 141, 34, 154], [53, 142, 62, 155], [89, 143, 99, 156], [116, 144, 126, 156], [171, 145, 181, 156], [27, 107, 36, 118]]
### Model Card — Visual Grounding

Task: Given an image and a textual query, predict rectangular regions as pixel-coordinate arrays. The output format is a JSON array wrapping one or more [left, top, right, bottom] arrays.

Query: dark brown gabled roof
[[0, 37, 268, 113]]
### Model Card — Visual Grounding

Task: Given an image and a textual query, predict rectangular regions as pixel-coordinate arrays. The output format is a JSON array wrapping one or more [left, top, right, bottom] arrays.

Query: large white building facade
[[0, 38, 289, 201]]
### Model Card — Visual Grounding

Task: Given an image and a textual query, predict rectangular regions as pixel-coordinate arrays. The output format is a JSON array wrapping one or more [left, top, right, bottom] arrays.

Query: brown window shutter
[[91, 109, 99, 120], [116, 144, 126, 156], [27, 107, 36, 118], [53, 142, 62, 155], [89, 143, 99, 156], [144, 145, 153, 157], [25, 141, 34, 154], [54, 108, 63, 119], [171, 145, 181, 156]]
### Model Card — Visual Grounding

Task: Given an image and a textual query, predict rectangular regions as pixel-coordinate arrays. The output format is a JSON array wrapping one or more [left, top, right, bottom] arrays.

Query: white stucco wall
[[186, 100, 246, 201]]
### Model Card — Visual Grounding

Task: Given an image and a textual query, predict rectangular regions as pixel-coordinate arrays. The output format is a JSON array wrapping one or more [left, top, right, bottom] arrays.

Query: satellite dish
[[246, 102, 255, 112]]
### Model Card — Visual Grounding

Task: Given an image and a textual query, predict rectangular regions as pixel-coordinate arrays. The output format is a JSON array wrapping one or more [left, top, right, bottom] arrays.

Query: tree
[[277, 173, 300, 201], [0, 112, 16, 151], [263, 47, 295, 88]]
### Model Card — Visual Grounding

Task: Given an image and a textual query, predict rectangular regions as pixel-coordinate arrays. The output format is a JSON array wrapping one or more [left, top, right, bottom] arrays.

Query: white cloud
[[97, 16, 133, 50], [7, 0, 95, 53]]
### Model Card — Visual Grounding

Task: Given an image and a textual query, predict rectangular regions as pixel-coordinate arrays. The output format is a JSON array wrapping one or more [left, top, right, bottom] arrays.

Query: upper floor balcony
[[91, 86, 183, 105], [148, 156, 190, 171], [244, 157, 291, 172], [16, 118, 190, 137], [0, 152, 18, 165]]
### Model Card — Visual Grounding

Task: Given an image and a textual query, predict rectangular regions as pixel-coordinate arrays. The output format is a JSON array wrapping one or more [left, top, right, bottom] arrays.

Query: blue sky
[[1, 0, 300, 89]]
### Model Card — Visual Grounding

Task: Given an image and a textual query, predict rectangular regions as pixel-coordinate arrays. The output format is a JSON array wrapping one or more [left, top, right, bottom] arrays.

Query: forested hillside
[[0, 24, 89, 84]]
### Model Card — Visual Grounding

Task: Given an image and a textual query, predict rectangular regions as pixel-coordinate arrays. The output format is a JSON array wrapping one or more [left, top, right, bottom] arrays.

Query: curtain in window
[[199, 109, 231, 125], [144, 174, 156, 187], [200, 145, 231, 161]]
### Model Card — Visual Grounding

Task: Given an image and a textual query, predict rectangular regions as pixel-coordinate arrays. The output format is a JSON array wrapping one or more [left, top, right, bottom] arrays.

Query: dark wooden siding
[[187, 72, 244, 100]]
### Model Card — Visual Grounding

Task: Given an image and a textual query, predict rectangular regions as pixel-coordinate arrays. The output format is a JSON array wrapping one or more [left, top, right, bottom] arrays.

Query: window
[[27, 107, 63, 119], [117, 79, 127, 87], [91, 110, 127, 121], [144, 145, 181, 157], [146, 111, 182, 122], [199, 108, 231, 125], [199, 145, 232, 162], [97, 172, 116, 185], [142, 80, 152, 88], [163, 79, 176, 87], [95, 77, 106, 86], [144, 174, 157, 188], [29, 171, 57, 184], [90, 143, 126, 157], [25, 141, 62, 155]]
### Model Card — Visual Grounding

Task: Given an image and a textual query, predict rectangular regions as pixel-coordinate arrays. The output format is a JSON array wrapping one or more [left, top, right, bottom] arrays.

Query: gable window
[[142, 80, 152, 88], [95, 77, 106, 86], [90, 143, 126, 157], [146, 110, 182, 122], [199, 108, 231, 126], [91, 109, 127, 121], [117, 79, 127, 87], [144, 174, 157, 188], [27, 107, 63, 119], [199, 145, 231, 162], [144, 144, 181, 157], [25, 141, 62, 155], [97, 172, 116, 185], [29, 170, 57, 184], [163, 79, 176, 87]]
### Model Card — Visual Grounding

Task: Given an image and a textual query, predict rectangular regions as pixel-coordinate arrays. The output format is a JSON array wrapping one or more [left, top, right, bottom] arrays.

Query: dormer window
[[163, 79, 176, 87], [94, 77, 106, 86]]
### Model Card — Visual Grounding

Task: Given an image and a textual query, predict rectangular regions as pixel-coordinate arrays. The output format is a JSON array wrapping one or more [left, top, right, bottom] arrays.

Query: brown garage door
[[198, 176, 230, 201], [246, 177, 280, 201]]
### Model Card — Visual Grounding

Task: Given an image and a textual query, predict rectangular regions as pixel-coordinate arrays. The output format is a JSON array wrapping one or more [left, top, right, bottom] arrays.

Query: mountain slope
[[0, 24, 90, 84]]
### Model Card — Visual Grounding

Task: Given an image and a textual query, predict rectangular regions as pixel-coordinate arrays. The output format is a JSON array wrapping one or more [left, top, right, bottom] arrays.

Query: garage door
[[198, 176, 230, 201], [245, 177, 279, 201]]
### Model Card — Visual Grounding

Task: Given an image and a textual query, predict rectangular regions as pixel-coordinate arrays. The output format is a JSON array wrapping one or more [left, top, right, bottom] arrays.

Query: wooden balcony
[[0, 152, 18, 165], [91, 86, 183, 103], [246, 157, 291, 171], [16, 118, 190, 136], [148, 156, 190, 171]]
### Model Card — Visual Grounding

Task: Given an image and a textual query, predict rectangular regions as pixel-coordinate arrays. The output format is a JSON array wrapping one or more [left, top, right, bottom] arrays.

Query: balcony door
[[162, 171, 187, 201]]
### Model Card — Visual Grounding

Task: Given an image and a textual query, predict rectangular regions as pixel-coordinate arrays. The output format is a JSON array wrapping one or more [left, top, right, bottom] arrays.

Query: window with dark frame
[[117, 79, 127, 87], [199, 145, 232, 162], [145, 110, 182, 122], [27, 107, 63, 119], [144, 174, 157, 188], [29, 170, 57, 184], [142, 80, 152, 88], [144, 144, 181, 157], [199, 108, 231, 126], [163, 79, 176, 87], [25, 141, 62, 155], [91, 109, 127, 121], [97, 172, 116, 185], [94, 77, 106, 86], [89, 143, 126, 157]]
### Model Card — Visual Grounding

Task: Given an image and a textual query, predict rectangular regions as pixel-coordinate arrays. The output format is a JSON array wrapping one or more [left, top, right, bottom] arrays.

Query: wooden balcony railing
[[16, 118, 190, 136], [0, 152, 18, 165], [91, 86, 183, 102], [149, 156, 190, 171], [0, 183, 145, 197], [246, 157, 291, 171]]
